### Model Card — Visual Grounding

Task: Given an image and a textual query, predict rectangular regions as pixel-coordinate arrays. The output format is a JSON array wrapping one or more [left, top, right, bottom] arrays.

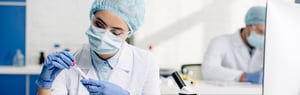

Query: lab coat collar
[[231, 30, 253, 59], [76, 45, 92, 69], [116, 42, 133, 72], [75, 43, 134, 88], [86, 42, 133, 72], [108, 42, 134, 88]]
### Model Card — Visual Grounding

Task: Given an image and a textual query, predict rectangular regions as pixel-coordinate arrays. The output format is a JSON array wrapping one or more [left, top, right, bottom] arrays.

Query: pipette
[[72, 61, 89, 79]]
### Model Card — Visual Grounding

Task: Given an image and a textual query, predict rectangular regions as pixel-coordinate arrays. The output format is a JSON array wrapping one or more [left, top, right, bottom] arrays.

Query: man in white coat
[[202, 6, 265, 84], [36, 0, 161, 95]]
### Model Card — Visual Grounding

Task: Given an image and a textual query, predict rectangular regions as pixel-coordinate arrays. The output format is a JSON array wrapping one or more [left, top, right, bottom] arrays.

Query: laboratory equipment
[[72, 61, 88, 79], [172, 71, 197, 95]]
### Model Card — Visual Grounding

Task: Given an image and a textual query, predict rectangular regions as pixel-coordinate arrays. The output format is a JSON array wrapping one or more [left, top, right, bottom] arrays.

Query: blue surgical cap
[[90, 0, 145, 37], [245, 6, 266, 25]]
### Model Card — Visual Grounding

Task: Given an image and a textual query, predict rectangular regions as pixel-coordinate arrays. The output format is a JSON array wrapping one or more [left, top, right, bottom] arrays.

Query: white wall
[[26, 0, 93, 65], [264, 0, 300, 95], [26, 0, 266, 70]]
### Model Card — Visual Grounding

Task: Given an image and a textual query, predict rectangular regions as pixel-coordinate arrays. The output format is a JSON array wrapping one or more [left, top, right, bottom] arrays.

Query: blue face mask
[[86, 25, 124, 54], [247, 31, 265, 48]]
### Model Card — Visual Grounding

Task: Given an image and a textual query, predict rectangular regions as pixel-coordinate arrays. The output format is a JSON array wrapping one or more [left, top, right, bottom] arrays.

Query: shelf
[[0, 65, 42, 75]]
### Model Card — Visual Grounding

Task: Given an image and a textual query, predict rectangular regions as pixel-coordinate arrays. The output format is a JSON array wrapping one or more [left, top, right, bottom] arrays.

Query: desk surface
[[161, 80, 262, 95]]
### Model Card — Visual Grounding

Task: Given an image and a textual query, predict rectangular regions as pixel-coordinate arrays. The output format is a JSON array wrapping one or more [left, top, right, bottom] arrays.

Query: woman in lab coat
[[36, 0, 160, 95], [202, 6, 265, 84]]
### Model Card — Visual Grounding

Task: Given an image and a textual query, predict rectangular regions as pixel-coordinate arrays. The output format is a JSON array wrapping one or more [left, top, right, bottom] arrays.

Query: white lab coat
[[51, 43, 161, 95], [202, 31, 264, 82]]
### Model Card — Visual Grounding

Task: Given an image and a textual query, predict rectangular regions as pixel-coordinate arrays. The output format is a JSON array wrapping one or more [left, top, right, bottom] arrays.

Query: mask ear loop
[[127, 31, 133, 38]]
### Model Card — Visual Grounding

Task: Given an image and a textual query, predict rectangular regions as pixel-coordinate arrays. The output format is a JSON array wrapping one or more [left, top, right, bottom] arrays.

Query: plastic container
[[13, 49, 25, 67]]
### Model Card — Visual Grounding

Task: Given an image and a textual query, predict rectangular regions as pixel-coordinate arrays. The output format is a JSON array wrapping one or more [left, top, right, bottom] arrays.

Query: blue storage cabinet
[[0, 0, 38, 95], [0, 74, 40, 95], [0, 75, 26, 95], [30, 75, 39, 95], [0, 5, 26, 66]]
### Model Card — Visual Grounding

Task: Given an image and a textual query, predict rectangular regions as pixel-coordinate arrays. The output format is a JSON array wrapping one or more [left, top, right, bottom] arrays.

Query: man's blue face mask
[[86, 25, 124, 54], [247, 31, 265, 48]]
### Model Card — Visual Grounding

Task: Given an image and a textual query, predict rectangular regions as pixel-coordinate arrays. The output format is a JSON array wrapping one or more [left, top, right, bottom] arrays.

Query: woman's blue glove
[[245, 70, 264, 84], [81, 79, 130, 95], [36, 51, 75, 89]]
